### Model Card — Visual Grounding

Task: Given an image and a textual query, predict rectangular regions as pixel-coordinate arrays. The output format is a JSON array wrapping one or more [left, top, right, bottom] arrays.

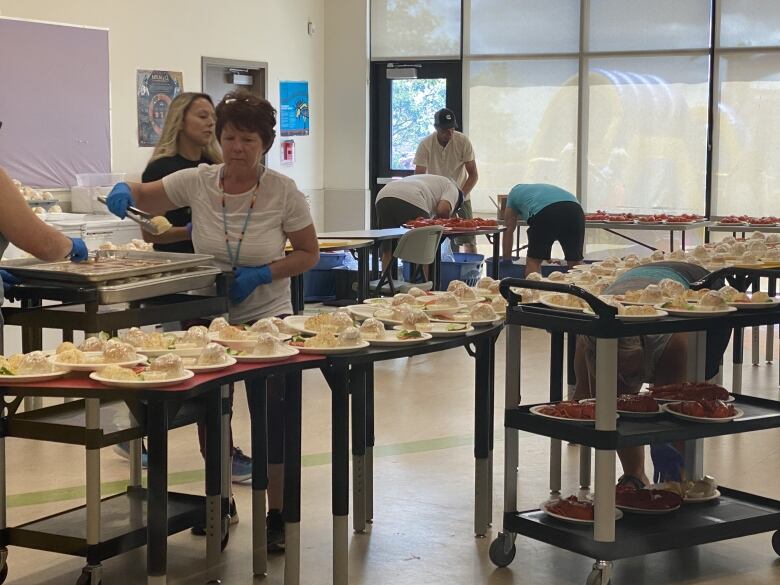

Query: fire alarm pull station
[[281, 139, 295, 165]]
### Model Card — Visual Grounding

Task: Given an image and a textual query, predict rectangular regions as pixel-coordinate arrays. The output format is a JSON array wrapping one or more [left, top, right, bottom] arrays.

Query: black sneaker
[[231, 448, 252, 484], [191, 498, 238, 536], [267, 509, 285, 553]]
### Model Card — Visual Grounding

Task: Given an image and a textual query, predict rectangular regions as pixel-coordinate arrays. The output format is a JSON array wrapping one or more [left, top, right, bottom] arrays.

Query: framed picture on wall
[[137, 70, 183, 147], [280, 80, 310, 137]]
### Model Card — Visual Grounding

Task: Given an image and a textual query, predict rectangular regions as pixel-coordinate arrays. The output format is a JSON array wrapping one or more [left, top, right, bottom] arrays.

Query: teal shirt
[[506, 184, 578, 221]]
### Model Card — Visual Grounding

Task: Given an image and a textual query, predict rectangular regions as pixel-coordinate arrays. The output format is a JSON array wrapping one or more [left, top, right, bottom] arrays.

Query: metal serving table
[[316, 324, 502, 585], [489, 276, 780, 585]]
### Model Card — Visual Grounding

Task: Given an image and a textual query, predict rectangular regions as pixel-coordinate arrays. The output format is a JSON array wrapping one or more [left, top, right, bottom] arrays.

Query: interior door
[[369, 60, 462, 227]]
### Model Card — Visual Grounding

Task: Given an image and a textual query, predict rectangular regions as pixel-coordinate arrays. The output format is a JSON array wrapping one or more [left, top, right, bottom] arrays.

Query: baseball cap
[[434, 108, 457, 130]]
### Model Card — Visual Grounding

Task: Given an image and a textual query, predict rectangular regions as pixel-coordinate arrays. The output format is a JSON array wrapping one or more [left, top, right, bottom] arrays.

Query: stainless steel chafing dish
[[0, 251, 224, 304], [1, 250, 215, 283]]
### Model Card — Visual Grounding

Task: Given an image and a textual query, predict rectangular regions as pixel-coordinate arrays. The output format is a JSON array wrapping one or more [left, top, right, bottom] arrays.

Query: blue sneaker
[[113, 441, 148, 468], [231, 448, 252, 484]]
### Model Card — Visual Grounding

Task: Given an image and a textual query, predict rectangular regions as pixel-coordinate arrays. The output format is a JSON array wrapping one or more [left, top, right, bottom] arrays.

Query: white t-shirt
[[163, 163, 314, 324], [413, 131, 475, 196], [375, 174, 460, 216]]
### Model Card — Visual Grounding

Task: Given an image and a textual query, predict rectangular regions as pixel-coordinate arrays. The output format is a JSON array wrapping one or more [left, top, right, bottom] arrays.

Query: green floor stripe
[[8, 433, 480, 509]]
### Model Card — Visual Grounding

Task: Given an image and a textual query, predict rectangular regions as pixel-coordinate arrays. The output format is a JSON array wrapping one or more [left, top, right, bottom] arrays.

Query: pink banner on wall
[[0, 18, 110, 188]]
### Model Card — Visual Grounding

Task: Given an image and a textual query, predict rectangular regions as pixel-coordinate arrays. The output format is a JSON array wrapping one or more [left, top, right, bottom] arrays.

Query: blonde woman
[[141, 92, 222, 252]]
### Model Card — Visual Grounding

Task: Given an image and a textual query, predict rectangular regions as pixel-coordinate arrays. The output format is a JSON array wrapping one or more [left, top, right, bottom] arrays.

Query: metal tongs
[[97, 195, 171, 236]]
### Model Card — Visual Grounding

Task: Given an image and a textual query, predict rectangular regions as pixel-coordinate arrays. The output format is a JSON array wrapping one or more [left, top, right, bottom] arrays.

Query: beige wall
[[0, 0, 325, 199], [323, 0, 371, 231]]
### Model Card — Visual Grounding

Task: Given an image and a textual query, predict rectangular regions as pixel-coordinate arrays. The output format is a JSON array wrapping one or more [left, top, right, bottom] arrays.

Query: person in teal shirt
[[502, 183, 585, 276]]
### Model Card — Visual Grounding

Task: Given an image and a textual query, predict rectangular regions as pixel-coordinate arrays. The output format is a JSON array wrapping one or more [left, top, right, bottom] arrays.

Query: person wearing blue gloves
[[0, 166, 88, 316], [106, 90, 319, 552]]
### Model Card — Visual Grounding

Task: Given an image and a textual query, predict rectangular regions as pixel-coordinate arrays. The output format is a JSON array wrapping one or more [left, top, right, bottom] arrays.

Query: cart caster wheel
[[772, 531, 780, 556], [75, 568, 101, 585], [221, 515, 230, 551], [0, 563, 8, 584], [488, 533, 516, 568], [586, 569, 610, 585]]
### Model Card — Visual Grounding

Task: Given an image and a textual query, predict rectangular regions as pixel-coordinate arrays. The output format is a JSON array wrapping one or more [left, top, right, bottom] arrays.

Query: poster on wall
[[280, 81, 310, 136], [136, 70, 183, 147]]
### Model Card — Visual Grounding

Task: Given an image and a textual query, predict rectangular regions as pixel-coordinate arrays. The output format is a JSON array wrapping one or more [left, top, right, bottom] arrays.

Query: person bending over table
[[375, 174, 463, 273], [105, 90, 320, 552], [0, 166, 89, 319], [573, 262, 730, 488], [502, 183, 585, 277]]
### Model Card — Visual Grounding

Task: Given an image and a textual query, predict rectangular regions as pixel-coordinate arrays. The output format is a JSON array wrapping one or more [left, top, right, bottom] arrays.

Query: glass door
[[370, 60, 462, 226]]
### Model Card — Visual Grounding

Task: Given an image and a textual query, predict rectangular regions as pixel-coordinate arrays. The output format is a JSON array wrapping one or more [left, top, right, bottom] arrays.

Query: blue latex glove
[[0, 269, 20, 295], [68, 237, 89, 263], [230, 265, 272, 304], [650, 443, 684, 483], [106, 182, 134, 219], [185, 222, 193, 237]]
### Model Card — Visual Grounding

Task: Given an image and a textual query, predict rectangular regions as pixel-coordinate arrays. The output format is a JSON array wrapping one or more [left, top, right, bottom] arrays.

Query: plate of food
[[366, 329, 432, 346], [50, 347, 147, 372], [289, 331, 370, 355], [658, 300, 737, 317], [616, 394, 663, 417], [90, 367, 195, 389], [727, 292, 780, 310], [234, 344, 300, 363], [346, 304, 380, 321], [530, 401, 599, 424], [0, 370, 70, 383], [0, 352, 71, 383], [649, 382, 732, 403], [662, 400, 743, 423], [652, 477, 720, 503], [393, 322, 474, 337], [540, 496, 622, 525], [181, 355, 237, 372], [539, 293, 590, 313], [615, 486, 683, 514], [283, 312, 355, 336], [616, 307, 668, 321]]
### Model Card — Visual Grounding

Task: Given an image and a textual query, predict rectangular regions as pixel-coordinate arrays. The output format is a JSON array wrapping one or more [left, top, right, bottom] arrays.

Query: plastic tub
[[404, 252, 485, 288], [485, 257, 570, 279], [302, 253, 348, 301]]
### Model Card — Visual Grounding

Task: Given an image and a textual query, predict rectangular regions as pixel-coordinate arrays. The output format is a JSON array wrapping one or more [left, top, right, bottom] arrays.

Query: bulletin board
[[0, 17, 111, 188]]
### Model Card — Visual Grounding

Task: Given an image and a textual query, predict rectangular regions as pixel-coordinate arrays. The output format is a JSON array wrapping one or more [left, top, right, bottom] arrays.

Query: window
[[720, 0, 780, 48], [371, 0, 461, 59], [391, 78, 447, 170], [467, 59, 579, 213]]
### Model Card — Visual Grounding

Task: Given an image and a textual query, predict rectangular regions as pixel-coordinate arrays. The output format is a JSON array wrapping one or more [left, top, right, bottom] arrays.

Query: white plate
[[684, 489, 721, 503], [89, 369, 195, 388], [134, 346, 205, 358], [728, 299, 780, 311], [0, 371, 70, 384], [294, 340, 370, 355], [539, 294, 589, 313], [363, 297, 391, 305], [234, 345, 300, 362], [422, 306, 463, 317], [392, 323, 475, 337], [429, 314, 502, 326], [346, 304, 379, 321], [282, 315, 324, 336], [615, 309, 668, 321], [371, 310, 406, 326], [367, 332, 433, 346], [540, 500, 623, 525], [50, 353, 147, 372], [529, 404, 597, 424], [181, 355, 237, 372], [616, 501, 681, 515], [616, 406, 663, 418], [662, 402, 744, 423], [657, 304, 738, 317], [211, 334, 292, 352]]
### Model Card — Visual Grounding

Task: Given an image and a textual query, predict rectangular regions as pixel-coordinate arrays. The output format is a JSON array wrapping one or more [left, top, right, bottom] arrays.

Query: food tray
[[96, 266, 221, 304], [1, 250, 214, 284]]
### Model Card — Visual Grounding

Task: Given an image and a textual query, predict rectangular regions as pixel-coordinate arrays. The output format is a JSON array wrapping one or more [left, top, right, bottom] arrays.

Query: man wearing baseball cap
[[413, 108, 479, 254]]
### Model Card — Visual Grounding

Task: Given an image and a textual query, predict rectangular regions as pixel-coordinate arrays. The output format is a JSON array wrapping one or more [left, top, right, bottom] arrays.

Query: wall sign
[[280, 81, 310, 137], [136, 70, 183, 147]]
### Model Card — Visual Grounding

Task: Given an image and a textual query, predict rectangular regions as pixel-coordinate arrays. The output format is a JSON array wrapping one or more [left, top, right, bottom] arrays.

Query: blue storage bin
[[402, 252, 485, 288], [485, 257, 569, 279], [302, 252, 348, 301]]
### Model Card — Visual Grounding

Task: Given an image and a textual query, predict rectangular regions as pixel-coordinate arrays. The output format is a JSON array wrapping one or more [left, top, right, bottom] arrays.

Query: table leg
[[474, 339, 492, 537], [357, 247, 369, 303], [366, 365, 375, 524], [248, 377, 268, 576], [767, 279, 776, 363], [732, 327, 744, 395], [147, 400, 168, 585], [487, 335, 496, 524], [432, 242, 442, 291], [549, 332, 564, 497], [205, 386, 223, 582], [682, 230, 686, 250], [350, 366, 368, 533], [492, 233, 500, 278], [283, 372, 303, 585], [324, 366, 350, 585], [751, 275, 760, 366], [593, 339, 617, 544], [566, 333, 577, 400], [85, 398, 103, 583], [371, 243, 380, 280], [669, 230, 674, 252]]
